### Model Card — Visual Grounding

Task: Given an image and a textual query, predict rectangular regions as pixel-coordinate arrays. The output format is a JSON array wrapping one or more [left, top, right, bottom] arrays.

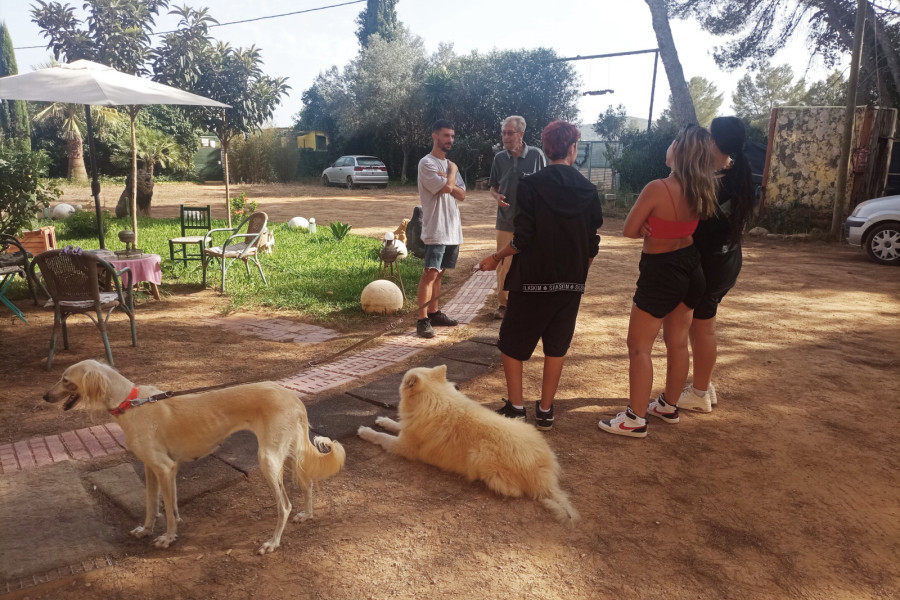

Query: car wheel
[[346, 176, 354, 190], [864, 222, 900, 265], [322, 175, 329, 187]]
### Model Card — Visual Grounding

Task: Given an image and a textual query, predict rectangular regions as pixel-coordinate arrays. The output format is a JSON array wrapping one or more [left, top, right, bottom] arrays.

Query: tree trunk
[[400, 146, 409, 184], [644, 0, 698, 126], [869, 7, 900, 108], [67, 135, 88, 181]]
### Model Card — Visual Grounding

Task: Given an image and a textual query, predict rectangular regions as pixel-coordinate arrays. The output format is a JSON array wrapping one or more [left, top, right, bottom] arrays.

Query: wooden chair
[[30, 249, 137, 370], [168, 205, 212, 267], [0, 234, 41, 322], [202, 211, 269, 292]]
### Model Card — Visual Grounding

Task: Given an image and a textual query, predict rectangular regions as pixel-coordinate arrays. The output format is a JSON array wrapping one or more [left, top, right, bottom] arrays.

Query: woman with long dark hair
[[599, 124, 718, 438], [675, 116, 756, 412]]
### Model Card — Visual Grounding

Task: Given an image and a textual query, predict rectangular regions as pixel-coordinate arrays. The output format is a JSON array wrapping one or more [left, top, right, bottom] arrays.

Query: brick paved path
[[0, 270, 496, 475]]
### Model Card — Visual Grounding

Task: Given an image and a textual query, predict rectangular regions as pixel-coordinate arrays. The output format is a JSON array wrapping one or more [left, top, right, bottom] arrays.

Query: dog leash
[[109, 384, 251, 415]]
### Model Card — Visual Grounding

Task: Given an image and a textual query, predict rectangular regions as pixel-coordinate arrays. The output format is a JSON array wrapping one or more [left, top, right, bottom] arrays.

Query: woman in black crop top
[[675, 116, 756, 413]]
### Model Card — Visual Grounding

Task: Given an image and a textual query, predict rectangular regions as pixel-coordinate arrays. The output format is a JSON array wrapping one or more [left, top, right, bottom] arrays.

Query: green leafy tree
[[0, 22, 31, 148], [593, 104, 629, 141], [671, 0, 900, 109], [31, 0, 167, 75], [802, 70, 847, 106], [110, 124, 185, 176], [346, 29, 427, 182], [0, 143, 61, 237], [732, 61, 806, 132], [31, 101, 123, 180], [355, 0, 401, 47], [154, 6, 289, 225]]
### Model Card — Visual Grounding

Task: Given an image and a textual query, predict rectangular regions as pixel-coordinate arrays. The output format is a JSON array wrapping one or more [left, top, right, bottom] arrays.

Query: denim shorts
[[423, 244, 459, 270]]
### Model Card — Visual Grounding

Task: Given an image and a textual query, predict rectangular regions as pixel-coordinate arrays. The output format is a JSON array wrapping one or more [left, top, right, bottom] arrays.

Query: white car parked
[[843, 194, 900, 265], [322, 155, 389, 189]]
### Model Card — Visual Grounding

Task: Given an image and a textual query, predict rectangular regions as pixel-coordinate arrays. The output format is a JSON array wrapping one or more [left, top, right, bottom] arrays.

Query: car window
[[357, 157, 385, 167], [335, 157, 350, 167]]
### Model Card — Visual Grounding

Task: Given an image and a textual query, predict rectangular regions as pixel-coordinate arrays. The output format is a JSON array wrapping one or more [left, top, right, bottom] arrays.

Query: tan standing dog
[[358, 365, 578, 523], [44, 359, 346, 554]]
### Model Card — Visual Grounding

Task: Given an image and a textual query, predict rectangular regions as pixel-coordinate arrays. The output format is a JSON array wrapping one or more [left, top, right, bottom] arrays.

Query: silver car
[[843, 194, 900, 265], [322, 155, 389, 189]]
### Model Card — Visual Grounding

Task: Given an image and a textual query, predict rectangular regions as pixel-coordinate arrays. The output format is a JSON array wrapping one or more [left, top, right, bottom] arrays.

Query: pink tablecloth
[[106, 253, 162, 285]]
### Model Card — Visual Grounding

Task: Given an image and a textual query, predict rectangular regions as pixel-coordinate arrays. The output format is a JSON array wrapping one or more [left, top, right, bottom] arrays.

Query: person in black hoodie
[[477, 120, 603, 430]]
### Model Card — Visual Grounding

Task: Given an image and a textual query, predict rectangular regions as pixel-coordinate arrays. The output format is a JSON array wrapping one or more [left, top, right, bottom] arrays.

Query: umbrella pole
[[130, 106, 139, 247], [84, 105, 105, 249]]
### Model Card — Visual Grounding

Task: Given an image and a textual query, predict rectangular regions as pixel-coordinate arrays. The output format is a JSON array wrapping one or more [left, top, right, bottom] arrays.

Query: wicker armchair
[[202, 211, 269, 292], [30, 249, 137, 369]]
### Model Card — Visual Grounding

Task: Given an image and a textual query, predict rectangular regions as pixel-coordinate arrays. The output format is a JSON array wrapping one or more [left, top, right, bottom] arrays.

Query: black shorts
[[633, 245, 704, 318], [694, 247, 742, 320], [498, 292, 582, 361]]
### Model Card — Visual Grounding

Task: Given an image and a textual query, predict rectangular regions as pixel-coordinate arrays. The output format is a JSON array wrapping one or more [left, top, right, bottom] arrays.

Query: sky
[[0, 0, 838, 129]]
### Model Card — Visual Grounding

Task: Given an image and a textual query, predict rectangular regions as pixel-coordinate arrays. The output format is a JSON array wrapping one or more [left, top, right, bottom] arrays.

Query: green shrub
[[230, 192, 258, 221], [0, 142, 61, 236], [329, 221, 352, 240], [62, 209, 117, 239]]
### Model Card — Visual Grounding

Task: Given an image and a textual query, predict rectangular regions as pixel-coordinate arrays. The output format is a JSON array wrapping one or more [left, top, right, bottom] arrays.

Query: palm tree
[[32, 102, 123, 180]]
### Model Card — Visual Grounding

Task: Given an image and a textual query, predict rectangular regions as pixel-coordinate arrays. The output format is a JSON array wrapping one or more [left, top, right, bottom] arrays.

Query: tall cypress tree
[[355, 0, 400, 47], [0, 22, 31, 148]]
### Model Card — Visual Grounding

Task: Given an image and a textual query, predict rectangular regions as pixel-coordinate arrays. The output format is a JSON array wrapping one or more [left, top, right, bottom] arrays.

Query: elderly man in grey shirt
[[488, 115, 547, 319]]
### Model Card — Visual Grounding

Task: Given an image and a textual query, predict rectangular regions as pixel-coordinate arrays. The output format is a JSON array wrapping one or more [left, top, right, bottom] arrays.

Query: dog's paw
[[291, 511, 312, 523], [130, 525, 151, 539], [257, 540, 280, 555], [357, 426, 375, 439], [374, 416, 392, 428], [152, 533, 176, 549]]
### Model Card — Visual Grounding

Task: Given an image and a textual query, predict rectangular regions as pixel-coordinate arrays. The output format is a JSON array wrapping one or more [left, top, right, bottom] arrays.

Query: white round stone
[[287, 216, 310, 230], [51, 203, 76, 220], [361, 280, 404, 315]]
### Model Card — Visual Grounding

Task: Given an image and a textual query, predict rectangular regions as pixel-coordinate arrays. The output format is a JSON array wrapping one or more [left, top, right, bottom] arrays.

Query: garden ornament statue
[[116, 229, 141, 257], [377, 232, 407, 298]]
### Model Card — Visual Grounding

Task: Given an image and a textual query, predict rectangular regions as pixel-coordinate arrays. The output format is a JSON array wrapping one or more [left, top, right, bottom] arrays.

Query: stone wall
[[764, 106, 865, 212]]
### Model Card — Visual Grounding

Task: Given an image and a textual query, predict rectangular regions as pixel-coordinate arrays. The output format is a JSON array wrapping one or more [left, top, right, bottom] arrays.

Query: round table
[[105, 253, 162, 300]]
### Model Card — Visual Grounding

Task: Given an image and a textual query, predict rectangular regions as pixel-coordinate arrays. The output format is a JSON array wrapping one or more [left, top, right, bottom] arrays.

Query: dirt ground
[[1, 181, 898, 599]]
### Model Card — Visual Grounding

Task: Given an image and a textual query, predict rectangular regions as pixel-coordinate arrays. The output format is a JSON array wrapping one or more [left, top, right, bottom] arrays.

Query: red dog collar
[[109, 387, 141, 416]]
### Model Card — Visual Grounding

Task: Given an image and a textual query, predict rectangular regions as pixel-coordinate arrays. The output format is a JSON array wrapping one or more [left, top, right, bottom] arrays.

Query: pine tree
[[0, 22, 31, 148], [355, 0, 400, 47]]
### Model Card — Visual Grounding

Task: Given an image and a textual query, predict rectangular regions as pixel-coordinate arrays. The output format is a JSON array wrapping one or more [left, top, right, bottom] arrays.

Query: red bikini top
[[646, 179, 699, 239]]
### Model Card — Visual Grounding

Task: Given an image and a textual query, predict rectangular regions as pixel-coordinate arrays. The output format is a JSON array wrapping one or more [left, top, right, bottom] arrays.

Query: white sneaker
[[709, 382, 718, 406], [598, 407, 648, 438], [677, 385, 712, 413], [647, 393, 680, 423]]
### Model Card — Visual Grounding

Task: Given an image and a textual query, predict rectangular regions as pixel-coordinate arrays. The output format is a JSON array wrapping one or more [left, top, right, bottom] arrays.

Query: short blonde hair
[[671, 124, 718, 218], [502, 115, 526, 132]]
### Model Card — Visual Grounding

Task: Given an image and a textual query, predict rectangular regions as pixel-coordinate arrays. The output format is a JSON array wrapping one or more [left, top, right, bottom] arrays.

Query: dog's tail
[[540, 485, 580, 525], [296, 433, 346, 482]]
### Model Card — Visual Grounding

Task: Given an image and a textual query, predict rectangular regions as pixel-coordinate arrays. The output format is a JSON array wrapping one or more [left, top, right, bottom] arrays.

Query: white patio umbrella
[[0, 59, 229, 248]]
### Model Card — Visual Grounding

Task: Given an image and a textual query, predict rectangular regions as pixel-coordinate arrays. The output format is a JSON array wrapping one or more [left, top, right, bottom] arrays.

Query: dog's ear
[[403, 373, 419, 390], [433, 365, 448, 380], [80, 365, 109, 406]]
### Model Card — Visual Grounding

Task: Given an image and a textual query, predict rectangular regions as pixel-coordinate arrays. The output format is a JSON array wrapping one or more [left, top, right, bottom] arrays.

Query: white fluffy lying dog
[[44, 359, 346, 554], [358, 365, 578, 523]]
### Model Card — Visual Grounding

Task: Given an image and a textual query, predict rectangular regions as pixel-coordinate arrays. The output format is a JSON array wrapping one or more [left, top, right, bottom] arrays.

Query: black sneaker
[[416, 318, 435, 338], [427, 311, 458, 327], [496, 398, 526, 421], [535, 402, 554, 430]]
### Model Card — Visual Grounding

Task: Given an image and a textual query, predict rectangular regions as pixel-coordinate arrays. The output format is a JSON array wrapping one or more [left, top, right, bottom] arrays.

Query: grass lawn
[[6, 214, 425, 320]]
